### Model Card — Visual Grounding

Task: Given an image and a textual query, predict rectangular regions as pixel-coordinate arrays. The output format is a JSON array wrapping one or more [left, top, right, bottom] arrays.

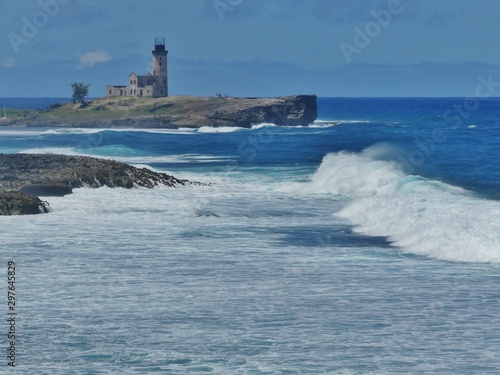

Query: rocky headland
[[0, 154, 191, 216], [1, 95, 317, 128]]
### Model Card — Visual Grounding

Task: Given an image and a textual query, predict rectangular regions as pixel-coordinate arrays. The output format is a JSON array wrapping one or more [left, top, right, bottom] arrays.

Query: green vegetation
[[0, 96, 216, 127], [3, 109, 35, 118], [71, 82, 90, 105]]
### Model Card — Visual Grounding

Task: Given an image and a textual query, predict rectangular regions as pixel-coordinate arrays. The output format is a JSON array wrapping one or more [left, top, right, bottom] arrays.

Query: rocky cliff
[[205, 95, 318, 128], [0, 154, 191, 215]]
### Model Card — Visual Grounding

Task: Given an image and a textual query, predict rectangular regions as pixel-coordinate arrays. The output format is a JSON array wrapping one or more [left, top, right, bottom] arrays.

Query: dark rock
[[0, 190, 49, 215], [20, 183, 73, 197], [0, 154, 193, 216], [0, 154, 188, 192], [46, 103, 63, 110], [205, 95, 318, 128]]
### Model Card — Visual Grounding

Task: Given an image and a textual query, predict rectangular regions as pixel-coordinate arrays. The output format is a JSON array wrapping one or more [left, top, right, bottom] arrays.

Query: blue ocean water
[[0, 98, 499, 373]]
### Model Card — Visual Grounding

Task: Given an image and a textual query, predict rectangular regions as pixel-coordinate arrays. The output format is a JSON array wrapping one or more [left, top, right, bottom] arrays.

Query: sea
[[0, 97, 499, 374]]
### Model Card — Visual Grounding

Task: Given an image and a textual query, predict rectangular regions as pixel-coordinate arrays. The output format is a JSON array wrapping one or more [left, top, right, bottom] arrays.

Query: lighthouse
[[106, 37, 169, 98], [152, 37, 168, 97]]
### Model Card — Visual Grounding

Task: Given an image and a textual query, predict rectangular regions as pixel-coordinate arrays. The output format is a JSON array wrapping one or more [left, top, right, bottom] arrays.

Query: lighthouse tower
[[152, 37, 168, 97]]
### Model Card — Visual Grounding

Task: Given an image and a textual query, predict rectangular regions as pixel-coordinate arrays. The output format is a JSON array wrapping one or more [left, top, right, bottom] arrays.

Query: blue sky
[[1, 0, 500, 97]]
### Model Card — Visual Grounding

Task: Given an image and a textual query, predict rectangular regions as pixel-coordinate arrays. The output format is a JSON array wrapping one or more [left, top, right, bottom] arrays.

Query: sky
[[1, 0, 500, 97]]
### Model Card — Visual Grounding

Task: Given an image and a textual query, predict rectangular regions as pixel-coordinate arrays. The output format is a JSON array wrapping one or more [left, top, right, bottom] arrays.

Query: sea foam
[[303, 146, 500, 263], [197, 126, 244, 133]]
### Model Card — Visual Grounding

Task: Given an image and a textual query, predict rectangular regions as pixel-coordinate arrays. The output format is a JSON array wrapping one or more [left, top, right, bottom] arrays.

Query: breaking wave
[[303, 146, 500, 263]]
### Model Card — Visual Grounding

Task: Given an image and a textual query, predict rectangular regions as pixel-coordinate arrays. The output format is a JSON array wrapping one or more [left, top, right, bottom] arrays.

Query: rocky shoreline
[[0, 94, 317, 215], [1, 95, 317, 128], [0, 190, 50, 216], [0, 154, 191, 216]]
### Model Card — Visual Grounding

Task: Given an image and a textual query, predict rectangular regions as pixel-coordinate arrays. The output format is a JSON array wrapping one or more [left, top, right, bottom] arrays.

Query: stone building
[[106, 37, 168, 98]]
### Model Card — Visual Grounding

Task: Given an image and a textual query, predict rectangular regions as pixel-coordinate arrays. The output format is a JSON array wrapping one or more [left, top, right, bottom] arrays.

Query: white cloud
[[77, 50, 111, 69], [1, 58, 16, 68]]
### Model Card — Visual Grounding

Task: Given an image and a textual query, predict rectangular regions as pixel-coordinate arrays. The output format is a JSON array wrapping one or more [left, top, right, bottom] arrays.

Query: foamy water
[[301, 148, 500, 262], [1, 97, 499, 373]]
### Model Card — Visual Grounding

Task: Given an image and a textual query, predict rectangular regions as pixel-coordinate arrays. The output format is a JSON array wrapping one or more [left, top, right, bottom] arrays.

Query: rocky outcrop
[[1, 95, 318, 128], [20, 183, 73, 197], [0, 154, 191, 216], [204, 95, 318, 128], [0, 190, 49, 216]]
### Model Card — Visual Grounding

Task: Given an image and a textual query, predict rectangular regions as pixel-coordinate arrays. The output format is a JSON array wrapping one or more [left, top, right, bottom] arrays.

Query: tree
[[71, 82, 90, 104]]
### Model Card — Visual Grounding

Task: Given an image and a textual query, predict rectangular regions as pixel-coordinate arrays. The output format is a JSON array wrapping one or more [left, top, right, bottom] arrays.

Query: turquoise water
[[0, 98, 499, 373]]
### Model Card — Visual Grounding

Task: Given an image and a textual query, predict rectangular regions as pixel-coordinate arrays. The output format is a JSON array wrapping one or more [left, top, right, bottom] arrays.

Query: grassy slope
[[0, 96, 211, 126]]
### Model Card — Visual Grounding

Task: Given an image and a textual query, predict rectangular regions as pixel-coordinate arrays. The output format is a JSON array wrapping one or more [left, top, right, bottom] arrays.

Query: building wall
[[129, 73, 138, 90], [106, 86, 126, 97], [106, 85, 154, 97]]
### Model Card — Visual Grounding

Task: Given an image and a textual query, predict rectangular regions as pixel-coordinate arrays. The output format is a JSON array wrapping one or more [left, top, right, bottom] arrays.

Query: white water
[[301, 148, 500, 263], [19, 147, 82, 155], [18, 147, 234, 165], [197, 126, 244, 133], [2, 148, 500, 372]]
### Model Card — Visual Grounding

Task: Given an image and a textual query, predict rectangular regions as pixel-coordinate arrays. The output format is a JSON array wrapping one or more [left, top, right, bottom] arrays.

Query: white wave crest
[[250, 123, 278, 130], [17, 127, 200, 136], [123, 154, 234, 164], [309, 121, 341, 128], [19, 147, 81, 155], [0, 130, 48, 136], [110, 128, 198, 135], [17, 147, 233, 165], [302, 147, 500, 263], [42, 128, 105, 135], [197, 126, 244, 133]]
